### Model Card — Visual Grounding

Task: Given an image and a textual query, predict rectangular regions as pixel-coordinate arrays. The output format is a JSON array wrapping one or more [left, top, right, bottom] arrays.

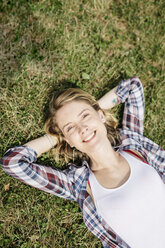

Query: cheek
[[67, 132, 80, 146], [96, 120, 107, 135], [93, 117, 106, 129]]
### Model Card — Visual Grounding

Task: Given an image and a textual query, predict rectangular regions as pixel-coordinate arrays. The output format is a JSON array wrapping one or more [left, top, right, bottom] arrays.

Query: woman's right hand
[[25, 134, 58, 157]]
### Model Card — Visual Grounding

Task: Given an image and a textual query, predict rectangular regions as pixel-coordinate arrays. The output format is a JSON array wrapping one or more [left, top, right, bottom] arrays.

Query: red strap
[[88, 180, 91, 189], [124, 149, 148, 164]]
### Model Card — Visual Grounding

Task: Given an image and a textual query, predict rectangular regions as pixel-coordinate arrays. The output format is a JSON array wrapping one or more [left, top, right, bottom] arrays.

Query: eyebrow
[[62, 108, 90, 131]]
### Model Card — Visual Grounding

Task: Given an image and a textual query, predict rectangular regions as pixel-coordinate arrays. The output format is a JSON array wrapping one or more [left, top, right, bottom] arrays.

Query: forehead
[[56, 100, 95, 128]]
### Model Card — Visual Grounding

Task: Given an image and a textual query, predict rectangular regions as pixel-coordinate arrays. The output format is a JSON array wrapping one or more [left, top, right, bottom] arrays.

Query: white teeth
[[84, 132, 95, 142]]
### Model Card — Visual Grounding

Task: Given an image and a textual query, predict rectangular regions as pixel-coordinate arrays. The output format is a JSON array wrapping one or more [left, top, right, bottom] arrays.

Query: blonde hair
[[44, 88, 119, 164]]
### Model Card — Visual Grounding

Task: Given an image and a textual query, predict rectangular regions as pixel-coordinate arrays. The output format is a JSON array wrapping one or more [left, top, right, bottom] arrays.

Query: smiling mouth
[[83, 131, 96, 143]]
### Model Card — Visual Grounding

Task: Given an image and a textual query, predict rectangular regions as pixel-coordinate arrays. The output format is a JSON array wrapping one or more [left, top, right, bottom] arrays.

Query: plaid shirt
[[1, 77, 165, 248]]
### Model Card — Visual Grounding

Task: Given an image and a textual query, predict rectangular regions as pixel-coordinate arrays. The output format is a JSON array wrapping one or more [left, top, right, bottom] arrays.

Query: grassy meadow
[[0, 0, 165, 247]]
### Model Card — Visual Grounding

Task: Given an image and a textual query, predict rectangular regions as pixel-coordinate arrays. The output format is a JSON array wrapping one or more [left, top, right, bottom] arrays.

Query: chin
[[84, 140, 105, 155]]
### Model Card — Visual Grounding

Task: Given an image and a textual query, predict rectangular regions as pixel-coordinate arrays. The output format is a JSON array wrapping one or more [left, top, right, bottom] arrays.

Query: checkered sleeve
[[116, 77, 145, 135], [1, 146, 76, 201]]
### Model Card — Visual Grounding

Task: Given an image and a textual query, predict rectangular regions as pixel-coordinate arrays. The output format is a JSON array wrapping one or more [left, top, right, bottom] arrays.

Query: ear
[[98, 109, 106, 123]]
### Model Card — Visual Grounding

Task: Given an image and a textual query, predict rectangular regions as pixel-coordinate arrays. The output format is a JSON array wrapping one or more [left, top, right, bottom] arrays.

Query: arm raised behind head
[[0, 139, 76, 201], [24, 134, 57, 158], [98, 77, 145, 135], [97, 86, 119, 110]]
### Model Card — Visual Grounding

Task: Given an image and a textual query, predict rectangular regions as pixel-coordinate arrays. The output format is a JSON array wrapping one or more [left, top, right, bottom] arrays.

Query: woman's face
[[56, 100, 108, 155]]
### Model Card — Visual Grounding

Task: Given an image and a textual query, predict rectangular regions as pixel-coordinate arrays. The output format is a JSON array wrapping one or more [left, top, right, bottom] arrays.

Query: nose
[[78, 124, 88, 135]]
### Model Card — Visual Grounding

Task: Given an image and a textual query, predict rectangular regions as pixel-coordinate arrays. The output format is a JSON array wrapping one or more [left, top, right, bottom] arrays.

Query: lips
[[83, 131, 96, 143]]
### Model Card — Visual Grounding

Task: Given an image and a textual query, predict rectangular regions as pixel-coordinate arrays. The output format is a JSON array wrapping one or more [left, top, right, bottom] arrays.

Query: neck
[[87, 139, 121, 172]]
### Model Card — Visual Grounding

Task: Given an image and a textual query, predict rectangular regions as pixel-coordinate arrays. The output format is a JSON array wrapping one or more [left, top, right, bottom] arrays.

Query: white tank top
[[89, 151, 165, 248]]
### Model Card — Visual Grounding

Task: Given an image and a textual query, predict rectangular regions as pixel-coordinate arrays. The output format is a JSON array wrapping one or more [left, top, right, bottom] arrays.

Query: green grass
[[0, 0, 165, 247]]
